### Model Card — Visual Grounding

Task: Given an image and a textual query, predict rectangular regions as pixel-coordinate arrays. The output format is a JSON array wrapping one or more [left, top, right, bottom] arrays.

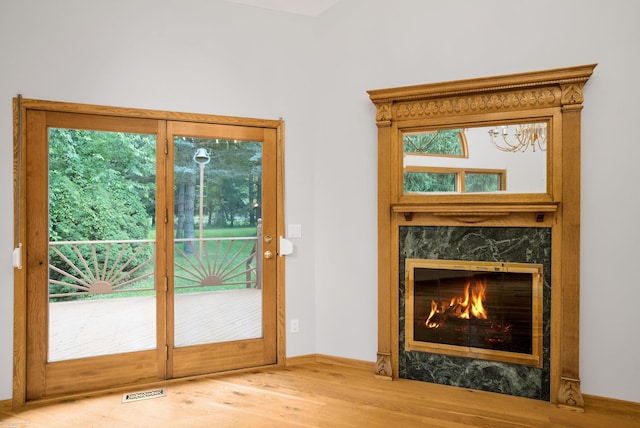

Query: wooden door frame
[[12, 98, 286, 406]]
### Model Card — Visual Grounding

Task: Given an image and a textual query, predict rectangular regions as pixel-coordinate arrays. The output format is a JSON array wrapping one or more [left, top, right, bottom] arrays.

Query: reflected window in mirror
[[402, 122, 547, 195], [403, 129, 468, 157], [404, 166, 505, 193]]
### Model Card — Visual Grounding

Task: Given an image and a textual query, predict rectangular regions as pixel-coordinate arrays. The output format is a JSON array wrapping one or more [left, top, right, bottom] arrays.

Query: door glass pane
[[173, 137, 263, 347], [48, 128, 157, 361]]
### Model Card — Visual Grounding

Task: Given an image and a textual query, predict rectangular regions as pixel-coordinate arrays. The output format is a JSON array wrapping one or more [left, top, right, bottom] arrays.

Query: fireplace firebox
[[405, 259, 543, 367]]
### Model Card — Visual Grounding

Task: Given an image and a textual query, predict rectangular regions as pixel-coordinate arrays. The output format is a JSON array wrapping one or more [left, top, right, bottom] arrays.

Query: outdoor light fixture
[[194, 147, 211, 165], [194, 147, 210, 258]]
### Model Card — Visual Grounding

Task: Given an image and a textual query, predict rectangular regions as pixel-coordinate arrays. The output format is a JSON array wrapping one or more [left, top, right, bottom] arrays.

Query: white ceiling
[[222, 0, 342, 16]]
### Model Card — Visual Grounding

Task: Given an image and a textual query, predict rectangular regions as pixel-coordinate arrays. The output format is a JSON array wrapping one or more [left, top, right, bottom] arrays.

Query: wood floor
[[1, 360, 638, 427]]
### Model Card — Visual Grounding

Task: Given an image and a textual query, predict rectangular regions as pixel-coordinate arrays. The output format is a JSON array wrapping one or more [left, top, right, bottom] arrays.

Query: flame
[[424, 277, 488, 328], [425, 300, 439, 328]]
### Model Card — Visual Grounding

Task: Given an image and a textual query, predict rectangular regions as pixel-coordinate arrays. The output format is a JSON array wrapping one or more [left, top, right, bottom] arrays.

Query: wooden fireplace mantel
[[391, 202, 559, 223], [368, 64, 596, 409]]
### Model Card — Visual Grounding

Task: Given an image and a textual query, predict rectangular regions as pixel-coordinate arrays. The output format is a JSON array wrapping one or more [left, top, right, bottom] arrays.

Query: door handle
[[264, 250, 274, 259]]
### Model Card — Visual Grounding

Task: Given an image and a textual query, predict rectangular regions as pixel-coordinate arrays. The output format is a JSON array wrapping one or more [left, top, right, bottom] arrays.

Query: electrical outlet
[[291, 318, 300, 333]]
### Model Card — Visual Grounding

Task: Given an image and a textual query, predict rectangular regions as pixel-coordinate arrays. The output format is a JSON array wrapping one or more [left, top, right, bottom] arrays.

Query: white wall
[[0, 0, 320, 400], [311, 0, 640, 403], [1, 0, 638, 404]]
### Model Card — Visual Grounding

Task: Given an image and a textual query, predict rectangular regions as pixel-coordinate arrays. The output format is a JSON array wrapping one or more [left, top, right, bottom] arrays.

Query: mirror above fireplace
[[403, 121, 548, 194], [369, 64, 596, 212]]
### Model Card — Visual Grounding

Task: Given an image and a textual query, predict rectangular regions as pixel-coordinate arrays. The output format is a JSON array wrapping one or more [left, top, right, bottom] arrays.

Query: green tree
[[174, 137, 197, 253], [182, 139, 261, 229], [404, 172, 456, 193], [208, 141, 261, 227], [48, 128, 156, 296], [465, 173, 500, 192], [404, 129, 463, 155]]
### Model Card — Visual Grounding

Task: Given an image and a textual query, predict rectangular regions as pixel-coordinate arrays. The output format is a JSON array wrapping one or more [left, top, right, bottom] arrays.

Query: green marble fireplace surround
[[398, 226, 551, 400]]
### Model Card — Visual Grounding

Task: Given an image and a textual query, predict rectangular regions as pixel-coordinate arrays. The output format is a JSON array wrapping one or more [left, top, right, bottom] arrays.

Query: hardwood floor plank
[[225, 365, 548, 427], [1, 361, 638, 427]]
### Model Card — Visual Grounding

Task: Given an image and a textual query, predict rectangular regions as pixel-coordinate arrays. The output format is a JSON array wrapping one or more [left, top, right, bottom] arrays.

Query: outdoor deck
[[48, 289, 262, 362]]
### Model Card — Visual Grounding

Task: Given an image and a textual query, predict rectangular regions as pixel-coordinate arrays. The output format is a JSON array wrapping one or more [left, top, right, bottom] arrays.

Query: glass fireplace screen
[[405, 259, 543, 367]]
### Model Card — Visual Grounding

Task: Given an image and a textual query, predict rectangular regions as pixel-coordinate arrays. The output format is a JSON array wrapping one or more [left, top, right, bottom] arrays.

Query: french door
[[167, 121, 277, 378], [17, 100, 282, 401]]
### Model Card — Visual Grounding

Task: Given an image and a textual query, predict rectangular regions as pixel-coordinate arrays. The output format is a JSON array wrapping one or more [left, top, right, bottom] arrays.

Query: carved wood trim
[[393, 87, 561, 120], [558, 377, 585, 410], [560, 83, 586, 105], [375, 102, 393, 124], [368, 64, 595, 105], [375, 352, 393, 378], [370, 66, 593, 124]]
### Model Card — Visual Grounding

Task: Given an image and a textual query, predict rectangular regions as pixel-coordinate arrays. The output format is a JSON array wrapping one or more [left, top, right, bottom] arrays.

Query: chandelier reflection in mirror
[[488, 123, 546, 152]]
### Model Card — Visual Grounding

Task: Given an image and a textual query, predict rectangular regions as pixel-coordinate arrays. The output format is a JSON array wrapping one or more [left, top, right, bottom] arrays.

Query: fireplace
[[398, 226, 551, 400], [405, 259, 543, 368], [369, 65, 595, 408]]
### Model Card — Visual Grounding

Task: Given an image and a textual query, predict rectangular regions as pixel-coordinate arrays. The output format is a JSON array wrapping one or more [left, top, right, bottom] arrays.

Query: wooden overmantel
[[368, 64, 596, 409]]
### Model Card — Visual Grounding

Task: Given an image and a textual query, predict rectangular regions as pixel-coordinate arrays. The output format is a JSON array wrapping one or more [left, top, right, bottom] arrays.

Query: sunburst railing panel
[[49, 233, 260, 301], [48, 239, 156, 300], [173, 237, 258, 291]]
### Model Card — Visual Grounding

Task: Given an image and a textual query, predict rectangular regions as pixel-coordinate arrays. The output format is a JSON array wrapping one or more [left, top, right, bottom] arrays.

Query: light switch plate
[[287, 224, 302, 238]]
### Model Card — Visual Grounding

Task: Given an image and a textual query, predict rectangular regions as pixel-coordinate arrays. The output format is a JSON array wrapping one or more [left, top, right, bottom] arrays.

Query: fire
[[424, 277, 488, 328], [425, 300, 439, 328]]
